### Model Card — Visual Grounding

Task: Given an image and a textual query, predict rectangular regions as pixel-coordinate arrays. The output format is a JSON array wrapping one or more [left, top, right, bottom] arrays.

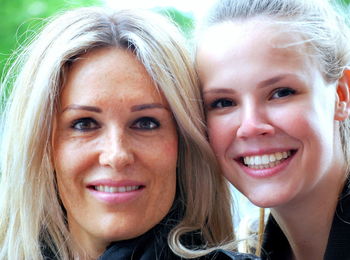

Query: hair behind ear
[[335, 69, 350, 121]]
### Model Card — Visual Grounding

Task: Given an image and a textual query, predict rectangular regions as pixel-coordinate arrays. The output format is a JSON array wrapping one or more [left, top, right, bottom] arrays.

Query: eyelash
[[206, 87, 296, 110], [209, 98, 236, 110], [70, 116, 160, 132], [270, 87, 296, 99], [71, 117, 99, 131], [130, 117, 160, 130]]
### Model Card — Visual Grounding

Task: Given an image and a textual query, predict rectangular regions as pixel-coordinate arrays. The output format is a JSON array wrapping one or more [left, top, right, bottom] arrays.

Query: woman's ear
[[335, 69, 350, 121]]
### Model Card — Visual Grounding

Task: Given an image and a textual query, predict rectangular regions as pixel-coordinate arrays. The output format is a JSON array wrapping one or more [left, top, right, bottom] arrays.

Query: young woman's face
[[197, 19, 345, 208], [52, 47, 178, 256]]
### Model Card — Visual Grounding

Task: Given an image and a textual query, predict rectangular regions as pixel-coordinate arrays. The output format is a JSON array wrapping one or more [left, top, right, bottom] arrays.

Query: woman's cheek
[[208, 115, 232, 150]]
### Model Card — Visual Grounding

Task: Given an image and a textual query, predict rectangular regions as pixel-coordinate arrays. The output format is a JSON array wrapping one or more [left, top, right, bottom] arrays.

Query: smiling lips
[[87, 182, 145, 204], [241, 150, 293, 169], [93, 185, 142, 193]]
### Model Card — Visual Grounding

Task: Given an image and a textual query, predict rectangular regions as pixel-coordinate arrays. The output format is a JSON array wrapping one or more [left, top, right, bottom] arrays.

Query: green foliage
[[0, 0, 102, 77], [1, 0, 349, 81], [155, 7, 194, 39]]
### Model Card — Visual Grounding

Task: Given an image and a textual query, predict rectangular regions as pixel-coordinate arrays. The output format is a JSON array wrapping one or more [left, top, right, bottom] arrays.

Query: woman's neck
[[271, 167, 346, 260], [69, 228, 107, 260]]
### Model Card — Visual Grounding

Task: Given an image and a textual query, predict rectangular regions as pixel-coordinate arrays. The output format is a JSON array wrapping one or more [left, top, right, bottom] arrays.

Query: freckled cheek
[[146, 127, 178, 159], [53, 142, 92, 185], [54, 145, 91, 212], [145, 137, 178, 179], [164, 138, 178, 157], [147, 138, 178, 206], [156, 138, 178, 169]]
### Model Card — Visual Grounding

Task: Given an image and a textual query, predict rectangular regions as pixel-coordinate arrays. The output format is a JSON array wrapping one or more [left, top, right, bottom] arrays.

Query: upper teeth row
[[95, 185, 139, 193], [243, 151, 291, 166]]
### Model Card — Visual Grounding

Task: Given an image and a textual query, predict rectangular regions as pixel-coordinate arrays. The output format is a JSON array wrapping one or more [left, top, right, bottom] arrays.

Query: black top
[[43, 198, 260, 260], [99, 200, 260, 260], [261, 181, 350, 260], [99, 225, 259, 259]]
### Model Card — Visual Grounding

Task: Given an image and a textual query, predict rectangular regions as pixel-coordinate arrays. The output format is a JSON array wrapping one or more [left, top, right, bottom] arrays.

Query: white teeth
[[255, 156, 261, 165], [262, 155, 269, 164], [242, 151, 292, 169], [126, 186, 132, 192], [276, 152, 283, 160], [94, 185, 139, 193]]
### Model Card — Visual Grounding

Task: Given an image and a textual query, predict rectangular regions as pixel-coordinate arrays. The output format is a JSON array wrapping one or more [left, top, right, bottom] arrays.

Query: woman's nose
[[99, 128, 134, 170], [236, 106, 275, 139]]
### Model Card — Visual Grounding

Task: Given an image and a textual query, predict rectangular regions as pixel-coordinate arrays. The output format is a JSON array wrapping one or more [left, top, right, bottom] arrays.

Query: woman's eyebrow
[[202, 88, 236, 95], [131, 103, 168, 112], [62, 104, 102, 113], [258, 74, 295, 87], [62, 103, 168, 113]]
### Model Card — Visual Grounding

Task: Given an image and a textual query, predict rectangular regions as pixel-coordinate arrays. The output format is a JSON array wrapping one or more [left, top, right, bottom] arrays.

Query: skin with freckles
[[196, 19, 346, 209], [52, 47, 178, 258]]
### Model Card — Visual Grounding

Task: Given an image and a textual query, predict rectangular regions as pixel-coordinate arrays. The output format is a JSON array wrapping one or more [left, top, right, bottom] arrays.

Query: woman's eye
[[210, 98, 235, 109], [131, 117, 160, 130], [270, 87, 296, 99], [71, 118, 99, 131]]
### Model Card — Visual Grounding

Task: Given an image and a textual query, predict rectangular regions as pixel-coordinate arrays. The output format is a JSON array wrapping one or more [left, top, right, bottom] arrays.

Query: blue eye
[[131, 117, 160, 130], [71, 118, 99, 131], [211, 98, 235, 109], [270, 88, 296, 99]]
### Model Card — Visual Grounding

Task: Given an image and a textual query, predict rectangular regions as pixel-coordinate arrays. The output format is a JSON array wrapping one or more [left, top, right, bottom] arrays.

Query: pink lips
[[87, 179, 145, 204]]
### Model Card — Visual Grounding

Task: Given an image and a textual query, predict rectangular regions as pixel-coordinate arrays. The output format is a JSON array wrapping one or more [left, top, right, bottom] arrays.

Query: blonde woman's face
[[52, 47, 177, 257], [197, 19, 346, 209]]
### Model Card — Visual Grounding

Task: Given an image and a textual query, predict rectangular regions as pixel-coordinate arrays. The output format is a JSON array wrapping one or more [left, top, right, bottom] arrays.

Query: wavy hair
[[0, 7, 234, 259]]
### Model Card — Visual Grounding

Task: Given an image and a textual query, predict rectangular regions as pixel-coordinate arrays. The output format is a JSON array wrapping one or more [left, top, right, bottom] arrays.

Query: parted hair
[[197, 0, 350, 168], [0, 7, 234, 259]]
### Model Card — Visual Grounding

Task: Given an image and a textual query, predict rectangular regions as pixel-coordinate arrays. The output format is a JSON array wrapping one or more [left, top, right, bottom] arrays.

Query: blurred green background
[[0, 0, 349, 80], [0, 0, 194, 79], [0, 0, 100, 75]]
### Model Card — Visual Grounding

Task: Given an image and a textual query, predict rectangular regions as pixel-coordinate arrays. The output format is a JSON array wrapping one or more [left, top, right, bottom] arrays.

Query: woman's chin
[[245, 189, 295, 209]]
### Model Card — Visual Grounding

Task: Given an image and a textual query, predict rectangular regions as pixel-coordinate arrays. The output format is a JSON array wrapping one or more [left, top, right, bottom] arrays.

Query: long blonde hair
[[0, 7, 234, 259]]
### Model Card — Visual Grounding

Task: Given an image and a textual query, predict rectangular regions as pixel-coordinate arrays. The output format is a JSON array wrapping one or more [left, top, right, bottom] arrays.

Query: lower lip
[[88, 187, 144, 204], [239, 152, 295, 179]]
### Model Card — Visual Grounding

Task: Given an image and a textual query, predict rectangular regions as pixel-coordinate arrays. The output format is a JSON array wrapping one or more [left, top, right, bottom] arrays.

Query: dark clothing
[[99, 200, 260, 260], [261, 181, 350, 260], [260, 215, 292, 260], [99, 225, 259, 259], [43, 198, 260, 260]]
